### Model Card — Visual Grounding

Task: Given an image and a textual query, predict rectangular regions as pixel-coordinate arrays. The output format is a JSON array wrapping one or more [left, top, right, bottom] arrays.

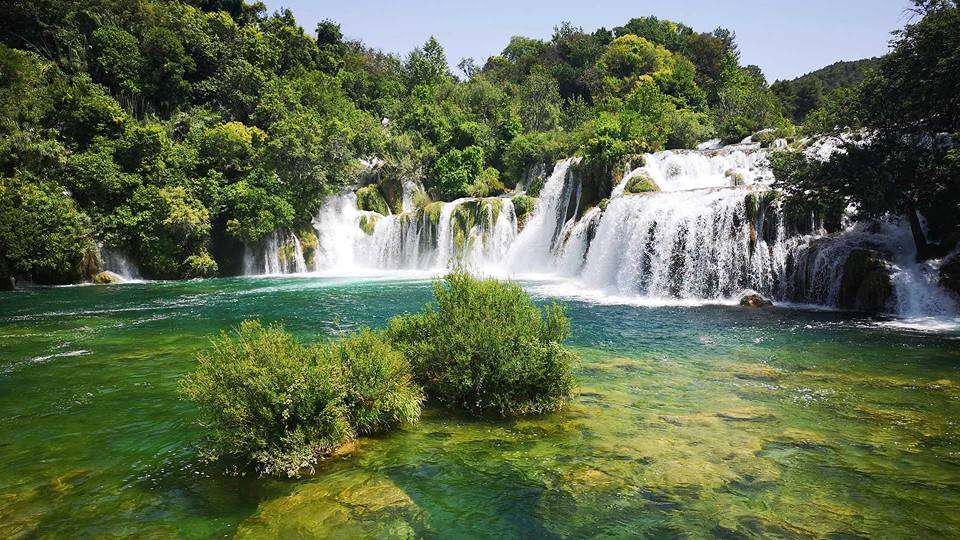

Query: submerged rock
[[739, 292, 773, 308], [92, 271, 123, 284], [717, 406, 776, 422], [838, 249, 893, 312]]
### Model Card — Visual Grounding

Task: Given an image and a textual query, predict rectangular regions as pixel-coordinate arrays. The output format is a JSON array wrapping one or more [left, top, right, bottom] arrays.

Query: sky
[[262, 0, 916, 82]]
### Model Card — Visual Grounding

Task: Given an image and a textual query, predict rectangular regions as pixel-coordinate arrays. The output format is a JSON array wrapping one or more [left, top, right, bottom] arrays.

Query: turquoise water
[[1, 276, 959, 537]]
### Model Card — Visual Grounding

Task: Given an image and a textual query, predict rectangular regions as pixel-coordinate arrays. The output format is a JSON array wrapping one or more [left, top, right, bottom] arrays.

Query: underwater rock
[[940, 252, 960, 298], [739, 292, 773, 308], [92, 271, 123, 284], [838, 249, 894, 312], [717, 406, 776, 422], [731, 363, 780, 381]]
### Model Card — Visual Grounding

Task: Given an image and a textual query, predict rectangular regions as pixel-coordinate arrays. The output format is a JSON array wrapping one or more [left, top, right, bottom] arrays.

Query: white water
[[243, 146, 958, 321], [100, 248, 143, 281]]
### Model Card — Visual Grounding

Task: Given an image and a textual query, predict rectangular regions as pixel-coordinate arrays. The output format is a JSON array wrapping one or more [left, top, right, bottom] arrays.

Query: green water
[[1, 276, 959, 538]]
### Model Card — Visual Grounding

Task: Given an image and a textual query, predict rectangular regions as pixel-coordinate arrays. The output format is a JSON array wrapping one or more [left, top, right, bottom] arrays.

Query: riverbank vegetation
[[1, 0, 787, 285], [771, 1, 960, 261], [180, 273, 578, 476]]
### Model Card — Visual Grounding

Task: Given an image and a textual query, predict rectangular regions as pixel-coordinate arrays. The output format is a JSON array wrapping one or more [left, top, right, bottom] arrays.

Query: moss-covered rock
[[297, 229, 318, 267], [725, 169, 745, 187], [623, 172, 659, 194], [356, 185, 389, 215], [838, 249, 894, 312], [92, 271, 122, 284], [421, 202, 444, 227], [359, 214, 380, 235], [512, 195, 535, 228], [378, 176, 404, 215], [940, 252, 960, 299]]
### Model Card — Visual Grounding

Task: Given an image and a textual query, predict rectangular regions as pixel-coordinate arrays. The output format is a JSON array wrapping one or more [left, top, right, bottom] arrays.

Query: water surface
[[1, 276, 959, 537]]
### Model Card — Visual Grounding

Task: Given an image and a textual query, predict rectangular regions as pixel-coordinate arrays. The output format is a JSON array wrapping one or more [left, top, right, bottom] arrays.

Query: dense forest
[[0, 0, 957, 287], [772, 58, 880, 123]]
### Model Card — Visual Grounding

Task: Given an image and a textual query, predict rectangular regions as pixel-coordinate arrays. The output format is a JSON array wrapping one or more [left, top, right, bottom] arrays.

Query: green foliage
[[90, 26, 144, 96], [332, 329, 424, 435], [714, 53, 784, 142], [778, 7, 960, 253], [502, 131, 572, 185], [772, 58, 879, 122], [405, 37, 449, 88], [387, 273, 577, 417], [512, 194, 536, 224], [0, 1, 804, 280], [103, 185, 212, 279], [180, 320, 422, 477], [0, 176, 94, 284], [519, 67, 562, 131], [180, 320, 350, 477], [467, 167, 506, 198], [430, 146, 484, 200], [356, 184, 389, 215]]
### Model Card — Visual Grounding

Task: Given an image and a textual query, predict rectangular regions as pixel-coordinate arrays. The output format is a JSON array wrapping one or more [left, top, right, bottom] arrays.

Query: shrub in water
[[329, 328, 424, 435], [388, 272, 577, 417], [180, 321, 422, 477]]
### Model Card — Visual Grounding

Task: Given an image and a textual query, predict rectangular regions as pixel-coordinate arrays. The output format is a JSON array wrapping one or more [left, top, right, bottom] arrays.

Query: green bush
[[180, 321, 422, 477], [512, 194, 536, 225], [0, 176, 95, 284], [387, 273, 577, 417], [331, 329, 424, 435]]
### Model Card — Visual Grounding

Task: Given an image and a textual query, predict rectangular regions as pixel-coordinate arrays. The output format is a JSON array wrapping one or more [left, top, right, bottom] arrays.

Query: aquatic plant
[[387, 272, 577, 417], [180, 321, 422, 477]]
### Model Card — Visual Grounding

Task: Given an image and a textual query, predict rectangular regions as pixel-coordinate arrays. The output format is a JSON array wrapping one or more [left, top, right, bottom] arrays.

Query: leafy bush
[[331, 329, 424, 435], [0, 176, 95, 284], [512, 194, 536, 224], [466, 167, 506, 198], [387, 273, 577, 417], [180, 321, 423, 477], [430, 145, 484, 200]]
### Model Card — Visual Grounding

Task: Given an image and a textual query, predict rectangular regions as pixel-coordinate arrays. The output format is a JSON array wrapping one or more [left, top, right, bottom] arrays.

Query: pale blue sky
[[263, 0, 915, 82]]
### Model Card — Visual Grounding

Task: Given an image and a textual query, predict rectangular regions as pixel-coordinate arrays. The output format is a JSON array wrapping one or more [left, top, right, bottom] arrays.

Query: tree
[[405, 36, 449, 88], [519, 67, 562, 131], [0, 176, 94, 284]]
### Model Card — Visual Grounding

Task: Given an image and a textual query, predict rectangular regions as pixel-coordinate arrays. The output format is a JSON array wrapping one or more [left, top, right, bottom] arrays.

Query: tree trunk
[[906, 203, 931, 261]]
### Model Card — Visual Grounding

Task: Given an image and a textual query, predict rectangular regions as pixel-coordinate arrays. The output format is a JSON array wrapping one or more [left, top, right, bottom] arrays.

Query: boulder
[[838, 249, 894, 312], [739, 292, 773, 308], [623, 172, 660, 194], [92, 271, 123, 284], [378, 176, 404, 214], [940, 252, 960, 298]]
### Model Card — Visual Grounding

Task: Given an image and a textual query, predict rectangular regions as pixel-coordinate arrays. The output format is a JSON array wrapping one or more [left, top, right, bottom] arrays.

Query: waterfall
[[243, 231, 308, 275], [505, 158, 578, 272], [100, 248, 142, 281], [242, 147, 959, 318]]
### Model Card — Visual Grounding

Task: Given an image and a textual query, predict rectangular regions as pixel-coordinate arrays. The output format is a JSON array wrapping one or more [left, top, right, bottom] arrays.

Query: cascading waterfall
[[99, 247, 143, 281], [243, 145, 958, 318]]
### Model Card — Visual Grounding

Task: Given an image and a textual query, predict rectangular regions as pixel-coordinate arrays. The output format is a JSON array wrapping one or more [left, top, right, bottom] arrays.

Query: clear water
[[2, 277, 959, 537]]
